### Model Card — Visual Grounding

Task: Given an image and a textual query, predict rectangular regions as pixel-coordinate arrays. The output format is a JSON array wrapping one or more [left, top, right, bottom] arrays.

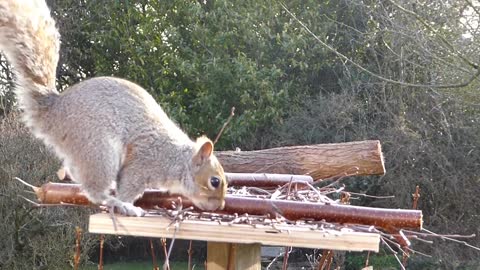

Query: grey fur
[[0, 0, 227, 216]]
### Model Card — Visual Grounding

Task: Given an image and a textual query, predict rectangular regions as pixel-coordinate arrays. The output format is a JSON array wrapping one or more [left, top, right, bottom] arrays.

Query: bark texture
[[215, 140, 385, 180]]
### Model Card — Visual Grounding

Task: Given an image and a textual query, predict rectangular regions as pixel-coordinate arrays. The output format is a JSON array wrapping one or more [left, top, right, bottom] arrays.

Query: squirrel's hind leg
[[68, 143, 145, 217], [115, 159, 150, 205]]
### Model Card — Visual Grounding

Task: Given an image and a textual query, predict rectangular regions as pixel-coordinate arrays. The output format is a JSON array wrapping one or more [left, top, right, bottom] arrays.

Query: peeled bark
[[225, 173, 312, 187], [34, 182, 91, 205], [215, 140, 385, 180], [30, 182, 422, 231], [56, 168, 311, 188]]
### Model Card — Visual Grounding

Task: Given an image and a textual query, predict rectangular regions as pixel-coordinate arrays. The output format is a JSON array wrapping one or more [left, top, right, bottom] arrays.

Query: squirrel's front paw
[[110, 201, 145, 217], [118, 202, 145, 217], [105, 198, 145, 217]]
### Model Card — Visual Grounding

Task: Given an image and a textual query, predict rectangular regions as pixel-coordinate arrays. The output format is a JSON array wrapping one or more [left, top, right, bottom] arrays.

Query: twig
[[317, 250, 333, 270], [340, 192, 350, 204], [380, 237, 398, 255], [244, 187, 272, 195], [163, 228, 176, 270], [365, 251, 370, 267], [387, 0, 479, 70], [108, 206, 119, 232], [18, 195, 91, 208], [404, 247, 432, 258], [393, 253, 406, 270], [345, 192, 395, 199], [404, 185, 421, 266], [410, 236, 433, 244], [282, 246, 292, 270], [98, 235, 105, 270], [402, 230, 476, 239], [412, 185, 420, 210], [281, 179, 293, 270], [14, 177, 38, 190], [325, 252, 334, 270], [163, 200, 186, 270], [266, 249, 285, 270], [74, 227, 82, 270], [160, 239, 170, 270], [422, 228, 480, 251], [382, 236, 409, 257], [150, 239, 159, 270], [279, 2, 480, 89], [314, 171, 352, 187], [19, 194, 124, 233], [214, 107, 235, 144], [380, 238, 406, 270], [304, 182, 334, 203], [187, 240, 193, 270]]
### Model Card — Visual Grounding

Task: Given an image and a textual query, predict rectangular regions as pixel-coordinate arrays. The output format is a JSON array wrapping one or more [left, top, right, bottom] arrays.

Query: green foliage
[[83, 261, 204, 270], [48, 0, 348, 149], [345, 253, 398, 270]]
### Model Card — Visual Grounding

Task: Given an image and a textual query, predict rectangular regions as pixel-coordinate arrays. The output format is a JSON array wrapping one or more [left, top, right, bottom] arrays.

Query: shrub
[[0, 113, 97, 269]]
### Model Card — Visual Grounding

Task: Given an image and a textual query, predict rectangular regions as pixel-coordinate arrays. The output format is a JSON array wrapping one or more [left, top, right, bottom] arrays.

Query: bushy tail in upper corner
[[0, 0, 60, 128]]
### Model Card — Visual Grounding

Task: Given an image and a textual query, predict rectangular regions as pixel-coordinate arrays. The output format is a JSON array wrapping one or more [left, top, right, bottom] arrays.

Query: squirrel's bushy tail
[[0, 0, 59, 129]]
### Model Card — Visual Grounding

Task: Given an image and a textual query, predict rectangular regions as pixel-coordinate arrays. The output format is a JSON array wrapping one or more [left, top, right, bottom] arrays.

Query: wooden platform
[[88, 213, 380, 252]]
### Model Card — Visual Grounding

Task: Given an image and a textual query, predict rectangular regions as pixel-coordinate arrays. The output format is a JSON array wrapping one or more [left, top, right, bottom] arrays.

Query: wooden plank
[[88, 213, 380, 252], [207, 242, 261, 270]]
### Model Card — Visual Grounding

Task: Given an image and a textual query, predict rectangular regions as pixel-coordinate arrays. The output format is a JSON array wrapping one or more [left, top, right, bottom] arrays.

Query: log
[[29, 182, 422, 231], [225, 173, 312, 187], [57, 167, 312, 188], [139, 193, 423, 231], [34, 182, 91, 205], [55, 140, 383, 184], [215, 140, 385, 180]]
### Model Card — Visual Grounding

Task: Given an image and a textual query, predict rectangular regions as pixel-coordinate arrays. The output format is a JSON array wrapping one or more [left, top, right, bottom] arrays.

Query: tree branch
[[279, 2, 480, 89], [387, 0, 479, 70]]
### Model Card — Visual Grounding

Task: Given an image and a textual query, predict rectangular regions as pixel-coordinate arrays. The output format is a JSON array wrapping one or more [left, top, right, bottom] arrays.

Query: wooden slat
[[88, 213, 380, 252]]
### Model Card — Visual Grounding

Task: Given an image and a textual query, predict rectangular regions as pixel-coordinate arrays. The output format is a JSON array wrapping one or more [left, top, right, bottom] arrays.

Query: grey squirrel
[[0, 0, 227, 216]]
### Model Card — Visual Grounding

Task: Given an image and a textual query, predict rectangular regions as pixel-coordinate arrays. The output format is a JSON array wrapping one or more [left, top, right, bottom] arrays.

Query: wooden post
[[207, 242, 261, 270]]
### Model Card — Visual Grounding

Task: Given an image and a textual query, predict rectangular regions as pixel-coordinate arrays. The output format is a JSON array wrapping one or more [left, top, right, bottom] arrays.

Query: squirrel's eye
[[210, 176, 221, 189]]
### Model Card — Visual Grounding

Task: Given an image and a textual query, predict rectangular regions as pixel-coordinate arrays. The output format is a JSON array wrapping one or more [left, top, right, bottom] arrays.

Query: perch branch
[[24, 182, 422, 231]]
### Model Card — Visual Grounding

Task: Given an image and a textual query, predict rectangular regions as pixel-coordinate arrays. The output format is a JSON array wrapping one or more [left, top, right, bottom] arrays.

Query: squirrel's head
[[189, 136, 227, 211]]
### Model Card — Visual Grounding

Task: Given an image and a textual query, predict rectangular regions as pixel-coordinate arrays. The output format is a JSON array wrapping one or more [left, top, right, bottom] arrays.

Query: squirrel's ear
[[194, 136, 214, 165]]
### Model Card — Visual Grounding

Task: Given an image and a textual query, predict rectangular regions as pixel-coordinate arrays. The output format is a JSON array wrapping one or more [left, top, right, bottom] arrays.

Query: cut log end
[[377, 140, 386, 175]]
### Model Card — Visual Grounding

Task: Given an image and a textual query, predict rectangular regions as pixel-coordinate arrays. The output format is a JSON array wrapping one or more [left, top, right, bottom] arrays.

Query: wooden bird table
[[88, 213, 381, 269]]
